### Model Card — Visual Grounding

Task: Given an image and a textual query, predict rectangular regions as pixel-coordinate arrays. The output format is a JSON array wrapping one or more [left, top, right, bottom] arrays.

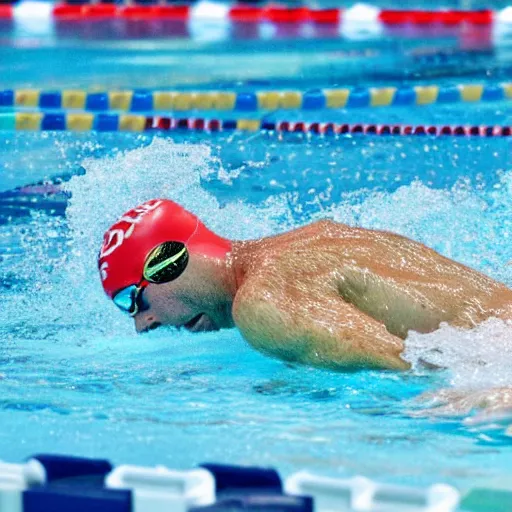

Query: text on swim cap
[[99, 261, 108, 281], [99, 199, 163, 260]]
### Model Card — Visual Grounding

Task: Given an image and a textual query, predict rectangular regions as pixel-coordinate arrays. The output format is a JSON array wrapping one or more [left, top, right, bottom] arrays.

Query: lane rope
[[2, 83, 511, 112], [2, 111, 512, 136], [2, 2, 512, 26]]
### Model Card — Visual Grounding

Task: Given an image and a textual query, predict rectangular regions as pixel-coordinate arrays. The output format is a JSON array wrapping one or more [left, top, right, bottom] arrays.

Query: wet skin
[[133, 220, 512, 372]]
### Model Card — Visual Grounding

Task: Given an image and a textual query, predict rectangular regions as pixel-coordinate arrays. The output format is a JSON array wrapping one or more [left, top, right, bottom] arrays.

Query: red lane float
[[378, 9, 493, 26], [143, 117, 512, 137], [0, 4, 13, 18], [12, 2, 500, 24], [53, 3, 191, 19]]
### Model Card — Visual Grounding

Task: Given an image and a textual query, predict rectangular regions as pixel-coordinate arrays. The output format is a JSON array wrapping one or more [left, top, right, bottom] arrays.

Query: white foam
[[190, 1, 230, 21], [341, 3, 383, 40], [63, 138, 286, 303], [343, 3, 380, 23], [188, 1, 230, 43], [65, 139, 211, 253], [327, 178, 512, 287], [497, 7, 512, 23], [404, 319, 512, 390], [13, 1, 52, 20], [0, 138, 286, 338], [14, 1, 54, 37]]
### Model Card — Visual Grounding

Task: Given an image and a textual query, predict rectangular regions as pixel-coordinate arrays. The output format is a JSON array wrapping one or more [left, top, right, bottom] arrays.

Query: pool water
[[1, 5, 512, 495]]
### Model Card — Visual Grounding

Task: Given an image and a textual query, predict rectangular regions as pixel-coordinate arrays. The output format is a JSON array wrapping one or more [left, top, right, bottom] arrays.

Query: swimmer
[[98, 199, 512, 372]]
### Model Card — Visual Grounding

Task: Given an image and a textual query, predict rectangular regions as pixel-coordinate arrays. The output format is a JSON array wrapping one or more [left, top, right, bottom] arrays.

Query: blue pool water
[[1, 9, 512, 495]]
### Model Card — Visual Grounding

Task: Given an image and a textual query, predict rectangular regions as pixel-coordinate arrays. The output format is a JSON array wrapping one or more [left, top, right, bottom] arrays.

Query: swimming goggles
[[112, 241, 189, 317]]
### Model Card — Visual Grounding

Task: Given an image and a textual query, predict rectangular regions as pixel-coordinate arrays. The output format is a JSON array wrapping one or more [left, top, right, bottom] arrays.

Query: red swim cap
[[98, 199, 231, 298]]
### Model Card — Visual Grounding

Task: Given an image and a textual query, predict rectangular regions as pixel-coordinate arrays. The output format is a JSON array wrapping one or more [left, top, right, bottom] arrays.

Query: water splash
[[326, 177, 512, 285], [53, 138, 291, 332], [403, 319, 512, 431], [3, 138, 512, 373], [403, 319, 512, 390], [65, 137, 292, 251], [330, 174, 512, 406]]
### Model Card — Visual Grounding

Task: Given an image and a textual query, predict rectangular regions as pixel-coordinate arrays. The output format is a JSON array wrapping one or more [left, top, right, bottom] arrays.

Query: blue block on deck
[[94, 114, 119, 131], [437, 86, 460, 103], [23, 485, 131, 512], [482, 85, 504, 101], [393, 86, 415, 106], [39, 92, 62, 109], [346, 88, 370, 108], [41, 114, 66, 131], [86, 93, 109, 111], [0, 90, 14, 107], [31, 454, 112, 482], [131, 92, 153, 112], [235, 92, 258, 111], [200, 463, 282, 493], [196, 464, 306, 512], [302, 90, 326, 110], [24, 455, 129, 512]]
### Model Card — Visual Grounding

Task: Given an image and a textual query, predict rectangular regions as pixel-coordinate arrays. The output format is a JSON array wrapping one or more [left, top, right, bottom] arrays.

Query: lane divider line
[[2, 2, 512, 25], [1, 111, 512, 137], [2, 83, 511, 113]]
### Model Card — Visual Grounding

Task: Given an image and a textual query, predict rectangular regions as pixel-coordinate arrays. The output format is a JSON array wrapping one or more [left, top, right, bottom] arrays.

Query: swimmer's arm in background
[[232, 275, 410, 372]]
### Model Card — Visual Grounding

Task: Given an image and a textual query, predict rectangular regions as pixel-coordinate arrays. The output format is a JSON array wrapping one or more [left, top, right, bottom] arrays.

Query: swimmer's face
[[132, 254, 225, 334]]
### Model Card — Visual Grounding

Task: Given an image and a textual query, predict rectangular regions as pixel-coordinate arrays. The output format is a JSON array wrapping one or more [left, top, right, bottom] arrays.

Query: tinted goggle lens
[[113, 285, 138, 315], [113, 284, 150, 317], [143, 241, 189, 284]]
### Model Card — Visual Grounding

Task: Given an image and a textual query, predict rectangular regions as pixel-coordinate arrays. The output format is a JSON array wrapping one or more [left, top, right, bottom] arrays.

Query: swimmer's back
[[234, 220, 512, 338]]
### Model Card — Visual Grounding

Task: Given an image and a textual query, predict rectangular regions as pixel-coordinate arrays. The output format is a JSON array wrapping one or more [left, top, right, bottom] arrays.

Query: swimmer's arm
[[232, 277, 410, 372]]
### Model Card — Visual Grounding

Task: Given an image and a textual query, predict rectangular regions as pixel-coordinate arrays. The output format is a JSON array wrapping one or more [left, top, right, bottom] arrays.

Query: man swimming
[[98, 198, 512, 372]]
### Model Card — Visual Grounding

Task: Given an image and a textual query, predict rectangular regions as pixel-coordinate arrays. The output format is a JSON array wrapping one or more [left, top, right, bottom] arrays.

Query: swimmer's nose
[[134, 314, 160, 334]]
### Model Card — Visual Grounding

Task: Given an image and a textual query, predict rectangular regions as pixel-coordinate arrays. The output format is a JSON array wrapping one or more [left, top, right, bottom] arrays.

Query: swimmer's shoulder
[[231, 273, 287, 355]]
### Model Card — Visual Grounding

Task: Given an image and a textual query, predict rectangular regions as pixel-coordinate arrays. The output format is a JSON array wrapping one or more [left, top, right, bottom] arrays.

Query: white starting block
[[0, 460, 46, 512], [106, 464, 215, 512], [285, 471, 460, 512]]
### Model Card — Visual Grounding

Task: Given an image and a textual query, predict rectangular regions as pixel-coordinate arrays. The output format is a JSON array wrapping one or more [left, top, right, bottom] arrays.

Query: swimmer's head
[[98, 199, 233, 332]]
